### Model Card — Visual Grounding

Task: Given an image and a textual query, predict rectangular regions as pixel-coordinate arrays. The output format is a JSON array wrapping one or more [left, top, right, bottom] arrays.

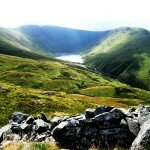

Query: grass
[[0, 54, 150, 126], [2, 142, 59, 150], [80, 86, 116, 97]]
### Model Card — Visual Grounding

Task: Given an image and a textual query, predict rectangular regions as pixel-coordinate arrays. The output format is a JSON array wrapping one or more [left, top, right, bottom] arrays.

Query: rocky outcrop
[[0, 105, 150, 149]]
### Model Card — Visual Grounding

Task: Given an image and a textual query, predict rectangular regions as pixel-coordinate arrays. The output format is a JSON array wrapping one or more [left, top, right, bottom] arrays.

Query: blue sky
[[0, 0, 150, 31]]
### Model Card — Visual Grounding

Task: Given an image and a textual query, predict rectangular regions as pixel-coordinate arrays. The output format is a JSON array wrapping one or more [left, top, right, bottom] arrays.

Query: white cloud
[[0, 0, 150, 30]]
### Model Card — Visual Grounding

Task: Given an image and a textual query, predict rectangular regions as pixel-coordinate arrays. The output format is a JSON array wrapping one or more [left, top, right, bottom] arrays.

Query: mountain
[[0, 25, 110, 56], [83, 27, 150, 90], [0, 25, 150, 91]]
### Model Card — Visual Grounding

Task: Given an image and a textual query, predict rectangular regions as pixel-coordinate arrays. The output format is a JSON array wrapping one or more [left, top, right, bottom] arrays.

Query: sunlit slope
[[0, 54, 150, 125], [0, 27, 54, 59], [84, 27, 150, 90]]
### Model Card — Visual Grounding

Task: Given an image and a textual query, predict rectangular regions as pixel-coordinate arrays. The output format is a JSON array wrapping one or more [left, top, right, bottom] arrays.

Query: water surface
[[56, 54, 83, 63]]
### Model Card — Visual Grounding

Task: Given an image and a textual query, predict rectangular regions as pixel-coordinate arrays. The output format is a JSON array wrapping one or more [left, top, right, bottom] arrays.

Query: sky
[[0, 0, 150, 31]]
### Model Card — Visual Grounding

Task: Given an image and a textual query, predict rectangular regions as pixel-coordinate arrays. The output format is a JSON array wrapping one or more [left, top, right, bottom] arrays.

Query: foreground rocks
[[0, 105, 150, 149]]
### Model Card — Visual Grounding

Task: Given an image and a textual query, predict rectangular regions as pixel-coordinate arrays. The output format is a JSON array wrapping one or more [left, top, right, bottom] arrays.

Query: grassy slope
[[0, 54, 150, 126], [84, 27, 150, 90]]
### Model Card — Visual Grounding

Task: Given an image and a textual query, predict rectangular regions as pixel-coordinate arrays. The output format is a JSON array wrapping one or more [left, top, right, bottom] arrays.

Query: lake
[[56, 54, 83, 63]]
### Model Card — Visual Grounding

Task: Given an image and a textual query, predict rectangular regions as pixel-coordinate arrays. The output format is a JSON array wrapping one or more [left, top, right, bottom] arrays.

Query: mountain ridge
[[84, 27, 150, 90]]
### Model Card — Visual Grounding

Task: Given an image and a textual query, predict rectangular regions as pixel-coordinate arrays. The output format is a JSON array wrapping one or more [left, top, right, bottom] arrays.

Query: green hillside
[[0, 27, 54, 59], [84, 27, 150, 90], [0, 54, 150, 126]]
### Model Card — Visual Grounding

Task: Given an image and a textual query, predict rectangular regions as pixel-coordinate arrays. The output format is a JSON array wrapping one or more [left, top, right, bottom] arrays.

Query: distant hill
[[84, 27, 150, 90], [0, 25, 108, 55]]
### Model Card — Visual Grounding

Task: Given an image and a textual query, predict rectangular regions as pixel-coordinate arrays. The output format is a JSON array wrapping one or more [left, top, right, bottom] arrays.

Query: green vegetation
[[84, 27, 150, 90], [2, 142, 59, 150], [0, 54, 150, 126], [0, 39, 53, 60]]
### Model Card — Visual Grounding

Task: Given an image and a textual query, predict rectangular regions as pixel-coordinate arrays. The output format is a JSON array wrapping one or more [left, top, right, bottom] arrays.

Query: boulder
[[0, 124, 11, 142], [20, 123, 33, 134], [51, 117, 63, 129], [26, 115, 34, 124], [138, 105, 150, 125], [68, 114, 85, 120], [126, 117, 140, 136], [11, 125, 22, 134], [11, 112, 28, 124], [33, 119, 50, 134], [52, 120, 80, 149], [131, 119, 150, 150], [97, 125, 135, 149], [94, 105, 113, 115], [92, 108, 126, 128], [1, 105, 150, 149], [79, 125, 98, 149], [37, 134, 47, 142], [40, 112, 49, 123], [129, 107, 136, 113], [85, 108, 95, 119]]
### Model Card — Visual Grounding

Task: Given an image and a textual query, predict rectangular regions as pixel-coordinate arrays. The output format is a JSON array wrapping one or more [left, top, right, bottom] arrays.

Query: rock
[[1, 105, 150, 149], [0, 124, 11, 142], [118, 108, 132, 117], [11, 125, 22, 134], [67, 114, 85, 121], [51, 117, 63, 129], [120, 119, 127, 125], [92, 108, 126, 128], [37, 134, 47, 142], [26, 115, 34, 124], [20, 123, 33, 134], [126, 117, 140, 136], [80, 125, 98, 145], [11, 112, 28, 124], [94, 105, 114, 115], [129, 107, 136, 113], [40, 112, 49, 123], [52, 120, 80, 149], [97, 125, 135, 149], [85, 108, 95, 119], [12, 134, 21, 141], [131, 119, 150, 150], [33, 119, 50, 134], [138, 105, 150, 125]]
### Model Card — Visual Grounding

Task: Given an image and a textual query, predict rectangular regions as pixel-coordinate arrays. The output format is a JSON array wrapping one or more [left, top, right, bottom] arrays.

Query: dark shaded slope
[[16, 25, 110, 54], [0, 39, 52, 60]]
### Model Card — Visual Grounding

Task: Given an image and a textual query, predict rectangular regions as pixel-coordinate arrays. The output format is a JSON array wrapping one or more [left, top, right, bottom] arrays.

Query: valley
[[0, 25, 150, 149]]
